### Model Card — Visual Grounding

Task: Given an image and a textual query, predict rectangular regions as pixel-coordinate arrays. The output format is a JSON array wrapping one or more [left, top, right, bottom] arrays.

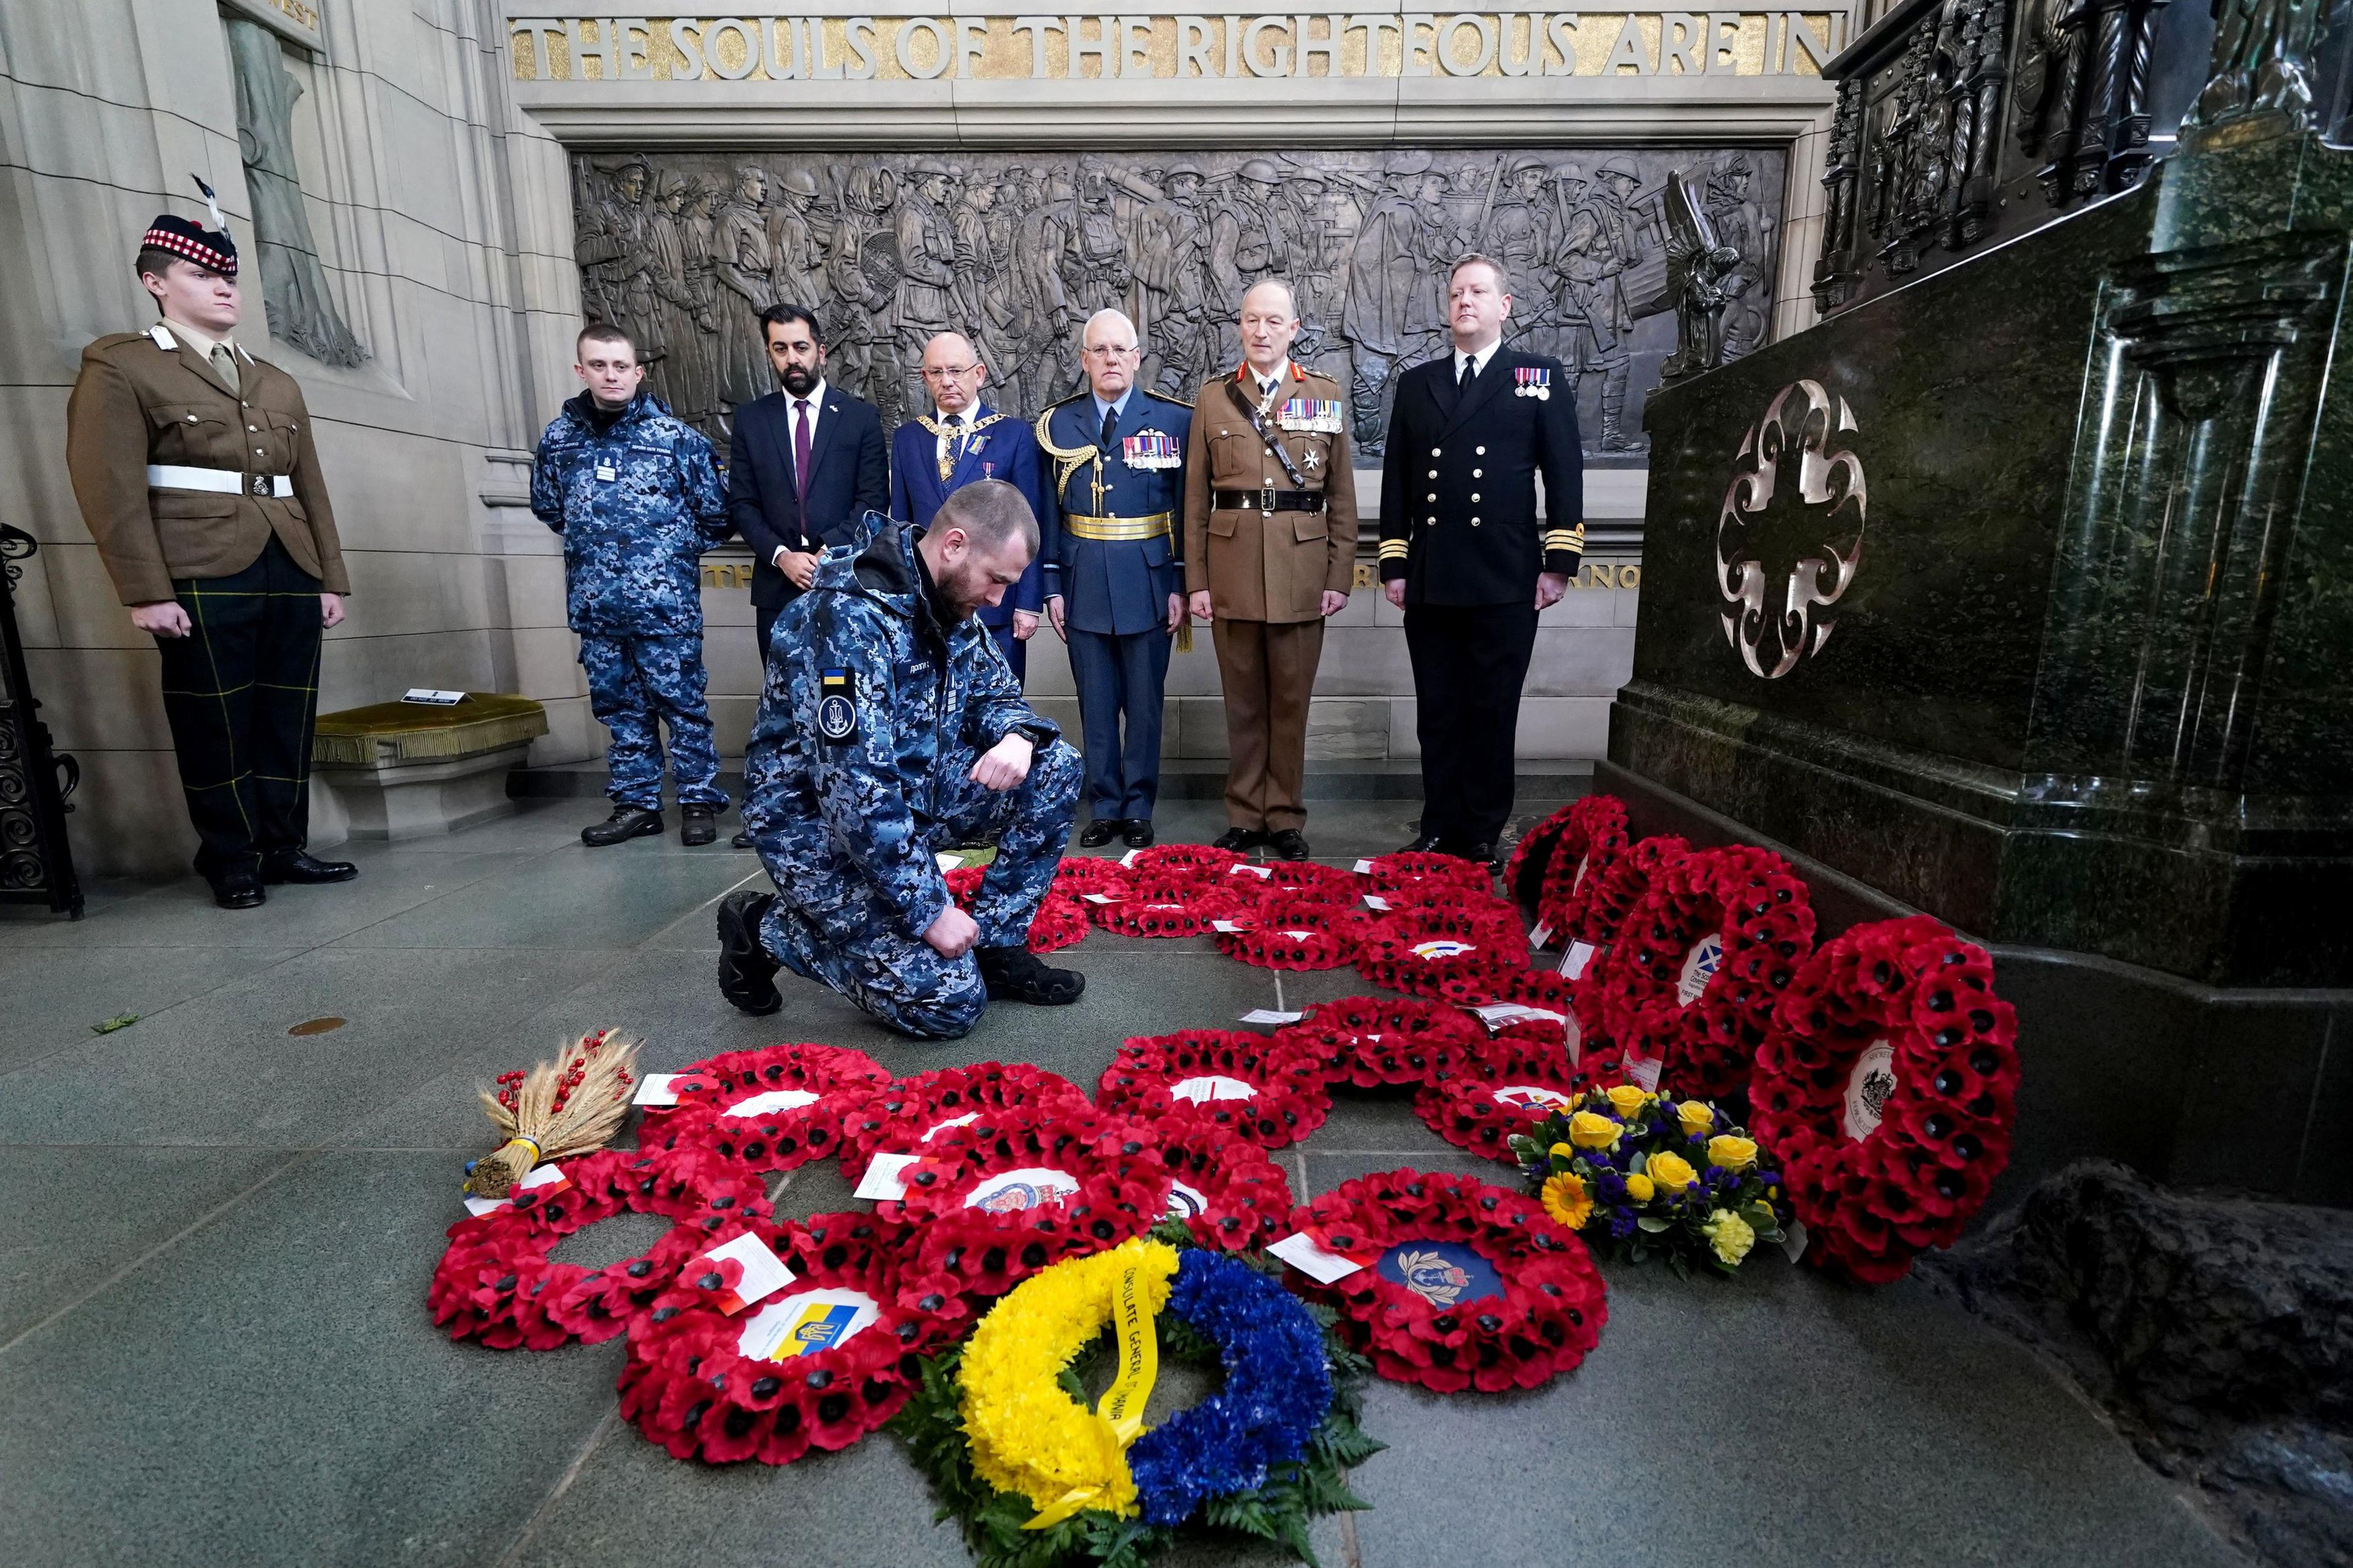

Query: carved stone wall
[[570, 146, 1784, 461]]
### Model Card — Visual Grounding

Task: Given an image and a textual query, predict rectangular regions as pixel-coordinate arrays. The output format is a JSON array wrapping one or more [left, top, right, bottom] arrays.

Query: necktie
[[792, 398, 813, 518], [211, 344, 240, 395], [1458, 354, 1477, 388], [1098, 403, 1116, 450]]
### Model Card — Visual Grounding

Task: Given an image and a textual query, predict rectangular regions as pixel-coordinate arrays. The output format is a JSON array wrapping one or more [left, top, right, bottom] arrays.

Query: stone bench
[[309, 693, 548, 841]]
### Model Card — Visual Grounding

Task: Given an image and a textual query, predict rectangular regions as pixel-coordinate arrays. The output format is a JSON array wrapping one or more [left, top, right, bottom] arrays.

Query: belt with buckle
[[1062, 510, 1173, 542], [147, 464, 293, 499], [1211, 488, 1324, 514]]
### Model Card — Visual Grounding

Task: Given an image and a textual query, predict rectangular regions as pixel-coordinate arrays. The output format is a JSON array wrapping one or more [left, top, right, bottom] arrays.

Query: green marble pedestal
[[1615, 131, 2353, 1205]]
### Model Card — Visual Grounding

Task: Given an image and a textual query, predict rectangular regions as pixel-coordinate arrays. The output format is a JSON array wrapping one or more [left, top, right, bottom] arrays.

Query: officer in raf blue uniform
[[714, 481, 1086, 1040], [1038, 308, 1191, 849], [890, 330, 1050, 679], [531, 324, 731, 847]]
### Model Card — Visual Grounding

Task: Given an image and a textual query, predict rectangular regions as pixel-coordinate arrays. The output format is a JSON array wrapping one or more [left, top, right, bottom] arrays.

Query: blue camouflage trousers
[[759, 738, 1081, 1039], [578, 634, 728, 811]]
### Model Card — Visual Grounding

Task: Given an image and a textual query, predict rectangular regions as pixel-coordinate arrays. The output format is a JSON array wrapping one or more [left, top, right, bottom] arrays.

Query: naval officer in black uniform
[[1039, 308, 1191, 849], [1377, 253, 1584, 869]]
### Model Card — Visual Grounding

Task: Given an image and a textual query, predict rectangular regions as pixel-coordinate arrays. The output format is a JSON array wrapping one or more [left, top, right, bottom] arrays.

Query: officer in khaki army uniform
[[65, 193, 355, 910], [1181, 279, 1358, 860]]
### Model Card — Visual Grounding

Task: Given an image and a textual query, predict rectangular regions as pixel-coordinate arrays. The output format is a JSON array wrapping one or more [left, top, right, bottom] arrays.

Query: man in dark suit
[[728, 301, 889, 844], [889, 330, 1049, 678], [1377, 253, 1584, 870]]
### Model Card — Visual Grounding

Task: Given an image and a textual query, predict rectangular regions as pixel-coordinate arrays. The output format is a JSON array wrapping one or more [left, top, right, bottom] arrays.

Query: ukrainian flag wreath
[[895, 1222, 1381, 1568]]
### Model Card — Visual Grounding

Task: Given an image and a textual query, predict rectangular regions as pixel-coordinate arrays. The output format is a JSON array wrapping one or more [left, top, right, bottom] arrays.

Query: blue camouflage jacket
[[743, 513, 1059, 939], [531, 390, 728, 635]]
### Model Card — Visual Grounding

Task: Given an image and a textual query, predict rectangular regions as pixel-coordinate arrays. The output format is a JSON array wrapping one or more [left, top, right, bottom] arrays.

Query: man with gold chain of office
[[1037, 308, 1192, 849]]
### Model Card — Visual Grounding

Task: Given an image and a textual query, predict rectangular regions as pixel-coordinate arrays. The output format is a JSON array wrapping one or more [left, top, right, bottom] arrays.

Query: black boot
[[582, 806, 663, 846], [976, 945, 1085, 1006], [680, 803, 718, 846], [716, 890, 782, 1014]]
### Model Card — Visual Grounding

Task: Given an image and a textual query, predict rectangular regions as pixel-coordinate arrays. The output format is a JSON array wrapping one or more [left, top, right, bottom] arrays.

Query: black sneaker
[[716, 890, 782, 1014], [1267, 828, 1312, 861], [976, 945, 1085, 1006], [680, 804, 718, 846], [582, 806, 663, 846], [1211, 827, 1268, 854]]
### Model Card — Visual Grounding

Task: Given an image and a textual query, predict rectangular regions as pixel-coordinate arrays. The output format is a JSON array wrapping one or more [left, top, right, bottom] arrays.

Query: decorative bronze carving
[[569, 148, 1784, 458], [2186, 0, 2321, 136], [1716, 379, 1867, 679], [225, 19, 369, 368]]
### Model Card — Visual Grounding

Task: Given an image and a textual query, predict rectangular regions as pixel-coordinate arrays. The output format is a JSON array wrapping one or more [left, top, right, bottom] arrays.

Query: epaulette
[[1144, 388, 1194, 409]]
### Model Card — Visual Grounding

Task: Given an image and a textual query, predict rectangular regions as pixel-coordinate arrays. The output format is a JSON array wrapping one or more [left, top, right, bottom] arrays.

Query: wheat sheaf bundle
[[464, 1028, 643, 1199]]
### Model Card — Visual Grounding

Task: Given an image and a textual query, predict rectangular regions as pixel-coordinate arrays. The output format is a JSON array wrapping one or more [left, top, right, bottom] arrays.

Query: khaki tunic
[[1181, 363, 1358, 623], [66, 326, 349, 605]]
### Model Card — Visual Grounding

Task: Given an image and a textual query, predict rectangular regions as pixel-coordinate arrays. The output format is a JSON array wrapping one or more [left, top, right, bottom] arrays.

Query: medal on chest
[[1121, 430, 1181, 470], [1276, 398, 1343, 434], [1514, 366, 1552, 400]]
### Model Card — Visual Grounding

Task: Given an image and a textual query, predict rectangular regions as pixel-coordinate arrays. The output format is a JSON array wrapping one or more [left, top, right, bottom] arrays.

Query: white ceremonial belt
[[146, 464, 292, 499]]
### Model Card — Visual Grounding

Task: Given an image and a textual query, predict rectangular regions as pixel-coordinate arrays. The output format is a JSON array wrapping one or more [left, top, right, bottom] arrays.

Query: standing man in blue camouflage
[[715, 481, 1086, 1040], [531, 324, 731, 846], [1038, 308, 1191, 850]]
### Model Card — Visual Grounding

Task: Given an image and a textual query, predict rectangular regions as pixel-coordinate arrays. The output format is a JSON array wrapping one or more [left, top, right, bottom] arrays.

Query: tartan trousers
[[153, 536, 324, 879]]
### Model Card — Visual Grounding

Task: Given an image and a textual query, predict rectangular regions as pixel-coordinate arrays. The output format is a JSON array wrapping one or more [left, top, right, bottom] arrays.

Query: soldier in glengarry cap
[[64, 180, 357, 910]]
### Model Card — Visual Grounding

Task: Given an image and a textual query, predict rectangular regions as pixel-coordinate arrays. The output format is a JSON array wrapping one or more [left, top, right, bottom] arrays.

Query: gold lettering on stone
[[507, 13, 1827, 80]]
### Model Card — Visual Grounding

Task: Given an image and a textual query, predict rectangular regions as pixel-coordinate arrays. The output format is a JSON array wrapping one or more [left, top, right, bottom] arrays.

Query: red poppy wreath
[[1275, 993, 1482, 1087], [1534, 794, 1635, 945], [1502, 800, 1582, 919], [837, 1061, 1096, 1182], [1213, 898, 1374, 971], [1121, 842, 1245, 885], [1749, 915, 2021, 1285], [1587, 844, 1816, 1101], [1360, 849, 1493, 894], [645, 1043, 893, 1174], [1564, 831, 1687, 960], [616, 1210, 960, 1464], [1414, 1036, 1588, 1161], [427, 1144, 770, 1351], [1050, 855, 1134, 900], [1120, 1110, 1298, 1252], [884, 1121, 1171, 1298], [1354, 907, 1528, 1002], [1281, 1168, 1607, 1394], [1095, 1028, 1333, 1148], [1089, 878, 1213, 938]]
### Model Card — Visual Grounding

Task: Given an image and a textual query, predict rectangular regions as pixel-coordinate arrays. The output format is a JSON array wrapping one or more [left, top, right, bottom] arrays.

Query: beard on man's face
[[779, 361, 819, 396]]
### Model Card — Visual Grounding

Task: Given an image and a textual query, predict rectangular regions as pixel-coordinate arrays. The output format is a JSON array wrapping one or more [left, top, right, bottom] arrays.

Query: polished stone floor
[[0, 797, 2245, 1568]]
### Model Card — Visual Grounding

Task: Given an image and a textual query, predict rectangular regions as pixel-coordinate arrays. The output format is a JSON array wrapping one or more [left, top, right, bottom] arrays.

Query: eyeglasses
[[1083, 344, 1139, 359], [921, 364, 982, 380]]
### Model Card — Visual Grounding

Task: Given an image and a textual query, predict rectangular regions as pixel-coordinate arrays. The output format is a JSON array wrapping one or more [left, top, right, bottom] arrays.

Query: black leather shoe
[[977, 945, 1085, 1006], [680, 804, 718, 846], [1078, 817, 1121, 849], [1398, 833, 1444, 854], [210, 873, 266, 910], [1267, 828, 1312, 861], [732, 827, 755, 849], [716, 890, 782, 1015], [582, 806, 663, 846], [1211, 827, 1268, 854], [259, 850, 357, 884], [1460, 842, 1501, 876], [1121, 819, 1154, 849]]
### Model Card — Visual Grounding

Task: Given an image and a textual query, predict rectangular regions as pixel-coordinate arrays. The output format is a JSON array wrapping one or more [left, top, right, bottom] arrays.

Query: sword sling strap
[[1222, 377, 1308, 493]]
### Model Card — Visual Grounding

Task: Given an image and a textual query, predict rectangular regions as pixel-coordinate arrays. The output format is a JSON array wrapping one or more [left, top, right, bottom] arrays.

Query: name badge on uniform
[[1276, 398, 1343, 434], [1514, 367, 1552, 401], [1122, 431, 1181, 470], [595, 463, 618, 481], [816, 668, 858, 743]]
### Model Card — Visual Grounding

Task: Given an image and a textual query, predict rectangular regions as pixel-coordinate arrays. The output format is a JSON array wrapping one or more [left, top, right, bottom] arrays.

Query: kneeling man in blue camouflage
[[716, 479, 1086, 1039]]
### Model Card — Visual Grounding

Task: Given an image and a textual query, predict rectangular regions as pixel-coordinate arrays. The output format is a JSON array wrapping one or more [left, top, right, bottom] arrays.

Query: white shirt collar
[[790, 376, 827, 410], [1455, 337, 1502, 379], [1246, 361, 1292, 397]]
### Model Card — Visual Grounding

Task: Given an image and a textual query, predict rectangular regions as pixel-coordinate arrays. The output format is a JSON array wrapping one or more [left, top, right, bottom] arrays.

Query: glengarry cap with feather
[[139, 175, 238, 276]]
